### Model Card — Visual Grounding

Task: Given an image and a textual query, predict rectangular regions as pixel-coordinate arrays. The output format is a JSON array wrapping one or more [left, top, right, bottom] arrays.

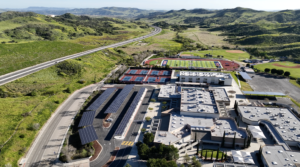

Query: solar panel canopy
[[78, 111, 96, 127], [243, 91, 285, 96], [104, 84, 135, 114], [86, 88, 116, 111], [114, 87, 146, 136], [239, 72, 252, 80], [79, 126, 98, 145]]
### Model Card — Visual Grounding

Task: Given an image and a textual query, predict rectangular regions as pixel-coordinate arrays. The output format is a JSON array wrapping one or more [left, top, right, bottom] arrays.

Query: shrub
[[150, 98, 156, 102], [29, 90, 37, 96], [264, 68, 270, 73], [78, 79, 86, 84], [54, 100, 60, 104], [141, 128, 146, 133], [145, 117, 151, 122], [65, 87, 72, 93], [56, 60, 82, 76], [19, 134, 25, 138]]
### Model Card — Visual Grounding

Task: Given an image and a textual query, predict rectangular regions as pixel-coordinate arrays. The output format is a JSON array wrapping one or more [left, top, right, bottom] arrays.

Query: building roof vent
[[266, 151, 271, 154], [285, 158, 289, 161], [278, 150, 283, 153]]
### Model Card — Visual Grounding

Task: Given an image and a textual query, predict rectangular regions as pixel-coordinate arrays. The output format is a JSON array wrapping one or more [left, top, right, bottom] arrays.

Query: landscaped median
[[0, 50, 123, 166]]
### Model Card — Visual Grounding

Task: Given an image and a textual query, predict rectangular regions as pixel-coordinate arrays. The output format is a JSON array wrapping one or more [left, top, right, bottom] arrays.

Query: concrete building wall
[[179, 75, 232, 86]]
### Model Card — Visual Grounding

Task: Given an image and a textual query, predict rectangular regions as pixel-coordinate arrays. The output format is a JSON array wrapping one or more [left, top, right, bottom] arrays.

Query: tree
[[141, 128, 146, 133], [184, 154, 190, 164], [221, 152, 224, 161], [201, 145, 204, 158], [125, 163, 132, 167], [277, 69, 284, 75], [271, 68, 277, 74], [216, 148, 220, 161], [284, 71, 291, 77], [264, 68, 270, 73], [148, 107, 154, 112], [196, 141, 199, 155], [221, 131, 225, 147], [150, 98, 156, 102], [234, 100, 238, 111], [232, 132, 236, 148], [205, 150, 208, 160], [192, 156, 202, 167], [143, 133, 154, 145], [137, 143, 150, 160], [145, 117, 151, 122], [247, 135, 252, 147], [246, 63, 250, 67]]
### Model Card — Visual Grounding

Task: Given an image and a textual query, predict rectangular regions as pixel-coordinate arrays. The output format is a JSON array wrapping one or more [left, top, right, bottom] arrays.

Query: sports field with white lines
[[162, 60, 219, 68]]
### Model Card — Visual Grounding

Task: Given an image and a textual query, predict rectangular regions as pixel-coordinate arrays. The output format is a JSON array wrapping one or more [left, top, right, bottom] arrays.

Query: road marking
[[121, 141, 134, 146]]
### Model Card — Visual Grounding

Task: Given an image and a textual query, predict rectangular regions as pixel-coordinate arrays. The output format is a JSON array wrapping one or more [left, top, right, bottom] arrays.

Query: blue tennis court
[[163, 71, 171, 75], [160, 78, 169, 82], [140, 70, 148, 74], [147, 77, 156, 82], [128, 70, 137, 74], [135, 77, 144, 82], [151, 71, 159, 75], [122, 76, 132, 81]]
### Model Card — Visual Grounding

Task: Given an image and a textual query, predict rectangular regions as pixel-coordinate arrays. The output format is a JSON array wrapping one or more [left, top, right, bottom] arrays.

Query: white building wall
[[180, 111, 219, 118], [179, 75, 232, 86]]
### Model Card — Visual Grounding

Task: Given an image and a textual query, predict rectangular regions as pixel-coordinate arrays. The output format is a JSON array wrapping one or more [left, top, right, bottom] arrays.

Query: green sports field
[[160, 59, 220, 68]]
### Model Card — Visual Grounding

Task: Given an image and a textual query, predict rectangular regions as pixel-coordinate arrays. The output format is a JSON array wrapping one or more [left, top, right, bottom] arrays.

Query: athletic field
[[163, 59, 220, 68]]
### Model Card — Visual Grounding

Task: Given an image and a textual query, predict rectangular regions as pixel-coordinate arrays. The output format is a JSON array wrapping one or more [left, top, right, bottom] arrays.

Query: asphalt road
[[90, 86, 154, 167], [0, 26, 162, 86]]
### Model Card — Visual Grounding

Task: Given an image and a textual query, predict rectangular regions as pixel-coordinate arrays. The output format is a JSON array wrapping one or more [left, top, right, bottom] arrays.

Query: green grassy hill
[[0, 11, 152, 75]]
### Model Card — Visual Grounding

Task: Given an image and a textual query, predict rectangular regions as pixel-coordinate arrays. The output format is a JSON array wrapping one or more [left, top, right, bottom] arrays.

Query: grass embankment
[[290, 80, 300, 89], [230, 72, 253, 91], [181, 49, 251, 62], [0, 51, 122, 166], [254, 62, 300, 78]]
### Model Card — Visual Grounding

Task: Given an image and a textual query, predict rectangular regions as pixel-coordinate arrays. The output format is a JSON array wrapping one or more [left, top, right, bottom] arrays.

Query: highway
[[0, 26, 161, 86]]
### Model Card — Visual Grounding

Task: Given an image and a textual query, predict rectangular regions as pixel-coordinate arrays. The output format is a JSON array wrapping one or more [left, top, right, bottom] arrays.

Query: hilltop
[[0, 7, 166, 18]]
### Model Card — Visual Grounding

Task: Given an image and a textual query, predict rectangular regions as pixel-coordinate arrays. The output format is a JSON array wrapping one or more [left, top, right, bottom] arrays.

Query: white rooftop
[[180, 71, 231, 79], [211, 118, 247, 138], [169, 114, 214, 132], [262, 145, 300, 167], [238, 106, 300, 142], [158, 85, 180, 98], [180, 87, 219, 114]]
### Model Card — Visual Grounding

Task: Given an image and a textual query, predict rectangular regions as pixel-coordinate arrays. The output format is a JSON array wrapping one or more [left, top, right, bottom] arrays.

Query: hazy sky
[[1, 0, 300, 10]]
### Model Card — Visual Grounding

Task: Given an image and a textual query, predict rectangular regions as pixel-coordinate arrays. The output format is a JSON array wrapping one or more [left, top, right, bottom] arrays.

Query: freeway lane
[[0, 26, 161, 86]]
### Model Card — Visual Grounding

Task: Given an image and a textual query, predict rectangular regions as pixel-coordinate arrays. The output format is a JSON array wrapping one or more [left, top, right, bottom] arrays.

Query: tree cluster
[[56, 59, 83, 76], [136, 132, 179, 161]]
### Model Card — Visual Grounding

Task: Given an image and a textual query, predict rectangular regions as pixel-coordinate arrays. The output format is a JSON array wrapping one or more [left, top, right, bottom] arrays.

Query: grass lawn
[[230, 72, 253, 91], [255, 62, 300, 78], [181, 50, 250, 61], [200, 149, 225, 159], [0, 50, 121, 166], [290, 80, 300, 89]]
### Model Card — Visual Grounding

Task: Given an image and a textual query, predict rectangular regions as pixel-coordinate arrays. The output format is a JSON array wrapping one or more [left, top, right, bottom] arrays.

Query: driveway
[[247, 73, 300, 102]]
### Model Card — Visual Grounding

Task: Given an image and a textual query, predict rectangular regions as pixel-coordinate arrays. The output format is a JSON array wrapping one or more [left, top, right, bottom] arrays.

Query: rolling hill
[[0, 7, 166, 18]]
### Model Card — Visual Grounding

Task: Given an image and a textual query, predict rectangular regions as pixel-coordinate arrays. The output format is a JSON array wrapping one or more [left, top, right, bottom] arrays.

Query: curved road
[[0, 26, 162, 86]]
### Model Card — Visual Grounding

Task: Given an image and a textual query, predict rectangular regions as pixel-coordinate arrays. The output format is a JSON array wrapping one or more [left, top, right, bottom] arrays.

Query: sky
[[1, 0, 300, 11]]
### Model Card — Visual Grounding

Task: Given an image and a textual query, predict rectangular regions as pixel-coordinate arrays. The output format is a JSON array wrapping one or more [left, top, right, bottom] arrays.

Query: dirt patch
[[89, 140, 102, 161], [273, 63, 300, 68], [101, 147, 120, 167], [103, 113, 112, 128], [226, 50, 245, 53], [180, 54, 192, 57]]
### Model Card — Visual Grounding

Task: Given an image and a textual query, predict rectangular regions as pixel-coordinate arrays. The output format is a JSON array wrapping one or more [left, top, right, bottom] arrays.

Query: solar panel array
[[147, 77, 156, 82], [129, 70, 137, 74], [163, 71, 171, 75], [151, 71, 159, 75], [86, 88, 116, 111], [104, 85, 135, 114], [135, 77, 144, 82], [122, 76, 132, 81], [78, 126, 98, 145], [114, 88, 146, 136], [140, 70, 148, 74], [78, 111, 96, 127], [239, 72, 252, 80]]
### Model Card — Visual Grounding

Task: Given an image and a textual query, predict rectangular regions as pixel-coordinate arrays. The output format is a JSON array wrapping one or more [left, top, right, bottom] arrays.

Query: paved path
[[0, 26, 161, 86]]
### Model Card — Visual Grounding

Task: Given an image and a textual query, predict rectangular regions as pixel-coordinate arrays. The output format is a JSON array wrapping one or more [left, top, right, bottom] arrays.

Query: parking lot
[[247, 73, 300, 102]]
